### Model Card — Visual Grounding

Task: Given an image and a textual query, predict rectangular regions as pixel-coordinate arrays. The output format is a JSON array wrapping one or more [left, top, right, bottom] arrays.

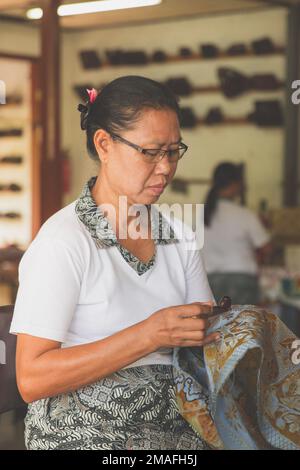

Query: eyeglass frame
[[110, 132, 188, 162]]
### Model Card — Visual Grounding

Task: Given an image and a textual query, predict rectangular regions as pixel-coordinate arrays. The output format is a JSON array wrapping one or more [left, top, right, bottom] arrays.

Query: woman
[[203, 162, 272, 305], [10, 76, 219, 450]]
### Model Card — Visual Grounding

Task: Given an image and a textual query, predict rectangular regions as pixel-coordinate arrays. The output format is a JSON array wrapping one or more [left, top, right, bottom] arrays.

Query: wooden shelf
[[93, 47, 285, 70], [159, 48, 285, 64], [181, 117, 283, 127], [191, 83, 284, 95], [4, 101, 23, 107], [94, 82, 284, 98], [197, 117, 248, 125]]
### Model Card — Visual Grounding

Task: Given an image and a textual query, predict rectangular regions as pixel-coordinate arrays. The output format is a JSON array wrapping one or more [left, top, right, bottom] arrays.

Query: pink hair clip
[[86, 88, 98, 104]]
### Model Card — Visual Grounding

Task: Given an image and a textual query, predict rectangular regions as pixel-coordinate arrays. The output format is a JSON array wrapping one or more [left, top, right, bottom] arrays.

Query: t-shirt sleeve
[[246, 211, 271, 249], [9, 237, 83, 342], [184, 231, 216, 305]]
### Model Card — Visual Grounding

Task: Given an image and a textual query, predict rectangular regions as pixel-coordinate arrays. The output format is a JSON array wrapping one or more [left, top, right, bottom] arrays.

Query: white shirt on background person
[[203, 199, 270, 275]]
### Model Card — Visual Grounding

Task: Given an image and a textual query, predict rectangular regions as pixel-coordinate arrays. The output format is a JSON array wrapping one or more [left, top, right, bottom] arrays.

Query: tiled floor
[[0, 409, 26, 450]]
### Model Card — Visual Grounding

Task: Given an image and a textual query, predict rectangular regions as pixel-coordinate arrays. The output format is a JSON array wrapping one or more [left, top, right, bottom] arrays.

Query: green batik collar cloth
[[75, 176, 178, 275]]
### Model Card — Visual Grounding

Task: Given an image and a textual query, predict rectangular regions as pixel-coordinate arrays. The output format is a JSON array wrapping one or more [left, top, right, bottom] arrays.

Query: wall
[[0, 8, 289, 305], [0, 7, 289, 211], [0, 20, 40, 57], [62, 7, 287, 210]]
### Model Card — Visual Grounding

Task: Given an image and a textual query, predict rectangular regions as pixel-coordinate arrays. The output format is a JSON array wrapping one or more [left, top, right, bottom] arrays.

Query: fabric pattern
[[24, 365, 208, 450], [173, 305, 300, 450], [75, 176, 178, 276]]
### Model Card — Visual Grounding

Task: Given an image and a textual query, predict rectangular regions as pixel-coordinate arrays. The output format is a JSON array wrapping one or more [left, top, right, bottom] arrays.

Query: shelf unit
[[94, 82, 285, 96], [90, 47, 285, 70], [193, 117, 282, 127], [0, 55, 40, 249]]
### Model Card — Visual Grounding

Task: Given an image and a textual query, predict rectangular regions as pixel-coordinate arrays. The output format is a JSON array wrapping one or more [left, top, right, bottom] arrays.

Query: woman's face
[[102, 108, 181, 206]]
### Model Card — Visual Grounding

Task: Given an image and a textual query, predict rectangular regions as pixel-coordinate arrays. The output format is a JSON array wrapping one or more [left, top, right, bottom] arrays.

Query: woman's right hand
[[146, 302, 220, 350]]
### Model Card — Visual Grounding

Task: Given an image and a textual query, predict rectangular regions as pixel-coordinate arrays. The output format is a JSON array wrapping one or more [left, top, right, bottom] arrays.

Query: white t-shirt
[[10, 201, 214, 369], [203, 199, 270, 275]]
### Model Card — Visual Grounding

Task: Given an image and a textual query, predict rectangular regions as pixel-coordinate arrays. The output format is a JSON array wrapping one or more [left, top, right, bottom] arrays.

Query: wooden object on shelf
[[252, 37, 276, 55], [200, 44, 219, 59], [248, 100, 284, 126], [193, 83, 284, 94], [0, 184, 22, 192], [5, 96, 23, 105], [0, 156, 23, 165], [152, 50, 167, 63], [92, 46, 285, 69], [179, 47, 193, 58], [93, 81, 284, 98], [195, 116, 278, 127], [204, 107, 224, 125], [226, 43, 247, 56], [0, 212, 22, 220], [0, 129, 23, 138], [218, 67, 284, 98], [79, 50, 102, 69]]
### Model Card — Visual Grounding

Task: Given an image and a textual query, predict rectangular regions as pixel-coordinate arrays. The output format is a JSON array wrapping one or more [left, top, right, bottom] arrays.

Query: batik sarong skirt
[[24, 364, 209, 450]]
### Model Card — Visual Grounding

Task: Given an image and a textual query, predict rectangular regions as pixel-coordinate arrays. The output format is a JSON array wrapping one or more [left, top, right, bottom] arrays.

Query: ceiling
[[0, 0, 283, 30]]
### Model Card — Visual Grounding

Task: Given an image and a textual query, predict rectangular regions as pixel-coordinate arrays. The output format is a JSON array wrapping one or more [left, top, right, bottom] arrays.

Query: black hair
[[204, 162, 243, 227], [78, 75, 181, 161]]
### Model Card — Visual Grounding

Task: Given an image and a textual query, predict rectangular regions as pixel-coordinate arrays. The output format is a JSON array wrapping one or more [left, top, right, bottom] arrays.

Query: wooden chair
[[0, 305, 26, 414]]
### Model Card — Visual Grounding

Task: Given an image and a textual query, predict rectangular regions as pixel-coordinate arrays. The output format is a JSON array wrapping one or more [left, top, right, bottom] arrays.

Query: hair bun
[[78, 103, 89, 130]]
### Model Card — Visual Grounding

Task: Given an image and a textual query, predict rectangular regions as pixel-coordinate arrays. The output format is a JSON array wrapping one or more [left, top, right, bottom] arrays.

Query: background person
[[203, 162, 272, 305]]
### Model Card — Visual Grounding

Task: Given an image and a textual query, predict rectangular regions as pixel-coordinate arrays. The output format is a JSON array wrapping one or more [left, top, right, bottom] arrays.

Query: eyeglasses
[[110, 133, 188, 163]]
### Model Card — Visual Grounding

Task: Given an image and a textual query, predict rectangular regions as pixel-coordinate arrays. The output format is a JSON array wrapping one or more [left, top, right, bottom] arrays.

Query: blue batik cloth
[[173, 305, 300, 450]]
